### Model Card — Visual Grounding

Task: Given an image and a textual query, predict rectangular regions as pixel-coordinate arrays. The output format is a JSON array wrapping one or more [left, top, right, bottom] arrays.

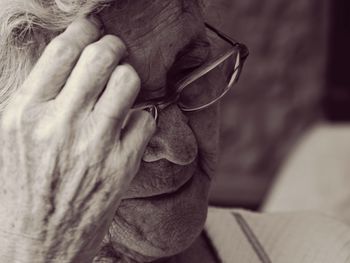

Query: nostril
[[142, 139, 164, 162], [142, 136, 198, 165], [142, 105, 198, 165]]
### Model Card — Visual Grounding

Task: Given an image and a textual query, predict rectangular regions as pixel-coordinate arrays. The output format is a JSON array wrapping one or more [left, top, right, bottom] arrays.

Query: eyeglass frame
[[133, 22, 249, 121]]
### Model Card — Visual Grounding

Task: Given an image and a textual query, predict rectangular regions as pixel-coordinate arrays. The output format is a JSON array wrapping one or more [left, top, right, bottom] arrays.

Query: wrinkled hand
[[0, 17, 155, 262]]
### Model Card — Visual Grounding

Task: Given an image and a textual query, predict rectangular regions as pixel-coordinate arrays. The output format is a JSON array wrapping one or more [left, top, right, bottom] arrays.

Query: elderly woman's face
[[99, 0, 221, 260]]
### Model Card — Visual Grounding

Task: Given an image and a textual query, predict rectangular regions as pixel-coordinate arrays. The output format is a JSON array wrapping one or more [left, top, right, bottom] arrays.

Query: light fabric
[[205, 207, 350, 263], [263, 123, 350, 224]]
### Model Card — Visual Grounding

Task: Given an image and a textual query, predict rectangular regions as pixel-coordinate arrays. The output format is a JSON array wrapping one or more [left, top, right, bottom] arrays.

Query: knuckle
[[33, 120, 56, 142], [1, 103, 52, 137], [0, 103, 61, 144], [46, 37, 80, 62], [1, 106, 27, 134], [1, 94, 27, 132], [112, 65, 141, 91], [103, 35, 127, 54], [69, 17, 102, 39], [33, 104, 63, 141], [83, 43, 116, 68]]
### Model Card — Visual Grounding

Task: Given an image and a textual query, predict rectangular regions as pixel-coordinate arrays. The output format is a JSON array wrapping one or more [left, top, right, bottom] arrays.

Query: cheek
[[186, 70, 224, 156], [188, 105, 220, 150], [187, 104, 220, 177], [185, 69, 226, 176]]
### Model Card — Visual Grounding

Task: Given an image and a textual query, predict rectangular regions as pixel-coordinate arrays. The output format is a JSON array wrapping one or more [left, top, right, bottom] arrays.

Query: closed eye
[[134, 38, 211, 105], [174, 39, 211, 70], [166, 38, 211, 87]]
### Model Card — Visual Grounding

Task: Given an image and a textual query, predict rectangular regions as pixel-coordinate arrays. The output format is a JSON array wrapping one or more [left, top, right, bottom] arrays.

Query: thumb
[[120, 110, 156, 164]]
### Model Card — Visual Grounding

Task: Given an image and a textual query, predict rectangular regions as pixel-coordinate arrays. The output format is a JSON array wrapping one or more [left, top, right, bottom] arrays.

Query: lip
[[122, 159, 197, 199], [130, 169, 196, 201], [110, 169, 211, 260]]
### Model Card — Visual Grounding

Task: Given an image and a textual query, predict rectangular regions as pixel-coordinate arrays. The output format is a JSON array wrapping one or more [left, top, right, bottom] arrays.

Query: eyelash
[[177, 41, 210, 68], [167, 40, 211, 81], [135, 40, 211, 102]]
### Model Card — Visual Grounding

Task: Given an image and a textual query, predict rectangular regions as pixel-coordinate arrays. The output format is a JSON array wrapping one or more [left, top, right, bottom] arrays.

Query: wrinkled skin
[[0, 0, 222, 263], [96, 1, 221, 262], [0, 17, 157, 262]]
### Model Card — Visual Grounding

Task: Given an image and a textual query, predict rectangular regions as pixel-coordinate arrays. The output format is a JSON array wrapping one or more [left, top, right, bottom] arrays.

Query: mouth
[[110, 168, 211, 261], [130, 170, 197, 202], [122, 159, 197, 199]]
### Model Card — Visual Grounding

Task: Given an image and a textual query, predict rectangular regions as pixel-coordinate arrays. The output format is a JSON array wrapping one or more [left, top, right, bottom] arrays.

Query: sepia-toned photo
[[0, 0, 349, 262]]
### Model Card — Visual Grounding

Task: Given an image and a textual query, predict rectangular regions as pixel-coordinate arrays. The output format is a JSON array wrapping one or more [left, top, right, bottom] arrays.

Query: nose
[[142, 105, 198, 165]]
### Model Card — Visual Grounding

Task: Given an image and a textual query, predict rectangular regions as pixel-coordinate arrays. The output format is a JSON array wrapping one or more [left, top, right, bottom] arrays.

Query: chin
[[108, 169, 211, 262]]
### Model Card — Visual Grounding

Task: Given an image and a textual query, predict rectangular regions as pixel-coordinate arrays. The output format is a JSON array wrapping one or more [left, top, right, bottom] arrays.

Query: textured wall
[[206, 0, 329, 207]]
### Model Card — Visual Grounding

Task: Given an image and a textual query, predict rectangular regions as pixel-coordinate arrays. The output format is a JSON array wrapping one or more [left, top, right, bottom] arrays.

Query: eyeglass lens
[[177, 51, 241, 111]]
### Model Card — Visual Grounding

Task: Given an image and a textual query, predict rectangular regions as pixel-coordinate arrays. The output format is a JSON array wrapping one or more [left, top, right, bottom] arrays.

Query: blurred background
[[205, 0, 350, 211]]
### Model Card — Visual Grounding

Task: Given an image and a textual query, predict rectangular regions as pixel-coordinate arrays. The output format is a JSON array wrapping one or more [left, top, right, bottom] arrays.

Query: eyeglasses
[[133, 23, 249, 121]]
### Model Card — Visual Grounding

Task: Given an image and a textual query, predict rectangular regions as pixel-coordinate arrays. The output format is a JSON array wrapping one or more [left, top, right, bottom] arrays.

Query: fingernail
[[143, 105, 158, 122], [88, 13, 104, 32]]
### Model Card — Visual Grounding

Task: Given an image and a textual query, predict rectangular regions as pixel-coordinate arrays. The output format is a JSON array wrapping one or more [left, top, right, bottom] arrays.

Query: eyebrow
[[139, 35, 211, 98], [175, 36, 211, 62]]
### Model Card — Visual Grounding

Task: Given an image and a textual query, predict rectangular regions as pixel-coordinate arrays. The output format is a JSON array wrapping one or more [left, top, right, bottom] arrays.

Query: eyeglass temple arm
[[204, 22, 249, 61]]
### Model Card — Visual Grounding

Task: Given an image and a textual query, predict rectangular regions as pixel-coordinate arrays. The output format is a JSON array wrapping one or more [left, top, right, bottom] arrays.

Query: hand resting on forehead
[[1, 1, 350, 263], [0, 16, 156, 262]]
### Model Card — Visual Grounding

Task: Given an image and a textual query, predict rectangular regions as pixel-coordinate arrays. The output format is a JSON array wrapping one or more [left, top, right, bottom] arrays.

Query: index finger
[[20, 16, 103, 101]]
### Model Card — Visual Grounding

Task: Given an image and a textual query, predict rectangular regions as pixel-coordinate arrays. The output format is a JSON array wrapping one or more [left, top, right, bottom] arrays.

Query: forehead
[[99, 0, 205, 93]]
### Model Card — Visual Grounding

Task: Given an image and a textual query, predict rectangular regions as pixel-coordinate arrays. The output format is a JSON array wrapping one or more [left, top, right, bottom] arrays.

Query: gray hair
[[0, 0, 111, 112], [0, 0, 206, 112]]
